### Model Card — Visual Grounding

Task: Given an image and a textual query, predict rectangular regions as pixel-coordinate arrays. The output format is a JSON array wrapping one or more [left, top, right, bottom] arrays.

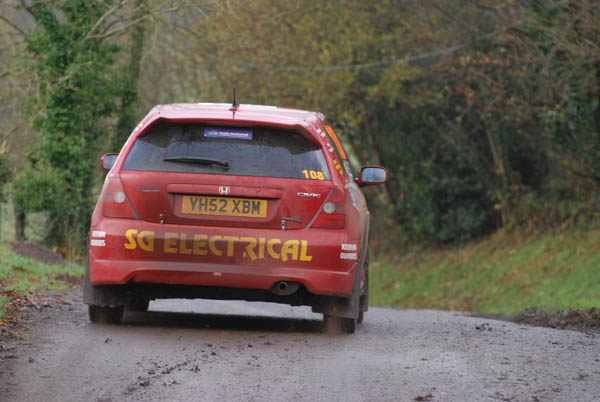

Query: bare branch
[[84, 15, 147, 41], [18, 0, 37, 18], [82, 0, 129, 42], [83, 5, 180, 42], [0, 14, 27, 36]]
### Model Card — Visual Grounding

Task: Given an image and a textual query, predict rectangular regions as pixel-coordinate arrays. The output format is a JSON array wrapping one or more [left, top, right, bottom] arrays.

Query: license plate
[[181, 195, 267, 218]]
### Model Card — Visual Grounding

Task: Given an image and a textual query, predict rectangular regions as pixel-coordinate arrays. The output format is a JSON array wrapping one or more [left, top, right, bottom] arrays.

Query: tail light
[[310, 188, 346, 229], [101, 174, 138, 219]]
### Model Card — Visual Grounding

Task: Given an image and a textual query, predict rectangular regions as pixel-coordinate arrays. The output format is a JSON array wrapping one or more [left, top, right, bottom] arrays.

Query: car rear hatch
[[119, 122, 332, 231]]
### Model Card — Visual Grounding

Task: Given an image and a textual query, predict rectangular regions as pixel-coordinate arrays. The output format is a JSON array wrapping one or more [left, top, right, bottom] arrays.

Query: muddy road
[[1, 294, 599, 402]]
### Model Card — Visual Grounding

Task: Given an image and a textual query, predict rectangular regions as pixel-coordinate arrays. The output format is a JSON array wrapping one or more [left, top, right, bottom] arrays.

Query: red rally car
[[84, 102, 388, 333]]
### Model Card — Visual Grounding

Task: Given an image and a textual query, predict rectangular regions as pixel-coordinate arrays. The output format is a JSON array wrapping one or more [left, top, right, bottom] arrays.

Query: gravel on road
[[1, 293, 598, 402]]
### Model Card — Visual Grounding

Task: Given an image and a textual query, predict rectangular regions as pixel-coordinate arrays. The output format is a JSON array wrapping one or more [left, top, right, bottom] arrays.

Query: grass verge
[[0, 241, 84, 324], [370, 226, 600, 315]]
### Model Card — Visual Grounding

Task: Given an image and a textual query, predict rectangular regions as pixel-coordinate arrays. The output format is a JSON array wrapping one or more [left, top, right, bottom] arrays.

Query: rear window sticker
[[204, 128, 253, 140]]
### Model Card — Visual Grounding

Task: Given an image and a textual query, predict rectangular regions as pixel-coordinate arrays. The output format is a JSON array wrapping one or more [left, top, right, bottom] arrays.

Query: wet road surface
[[1, 296, 599, 402]]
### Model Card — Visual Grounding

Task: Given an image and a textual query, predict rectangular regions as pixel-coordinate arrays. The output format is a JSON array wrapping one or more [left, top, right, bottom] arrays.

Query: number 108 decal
[[301, 170, 325, 180]]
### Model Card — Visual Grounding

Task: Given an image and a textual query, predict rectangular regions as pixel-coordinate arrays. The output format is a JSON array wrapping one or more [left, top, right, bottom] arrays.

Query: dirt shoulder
[[1, 241, 82, 351], [512, 307, 600, 333], [10, 241, 67, 265], [0, 290, 80, 354]]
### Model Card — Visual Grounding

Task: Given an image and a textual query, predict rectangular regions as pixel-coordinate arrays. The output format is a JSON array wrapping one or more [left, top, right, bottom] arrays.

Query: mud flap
[[359, 249, 369, 313], [311, 263, 361, 319], [83, 256, 129, 306]]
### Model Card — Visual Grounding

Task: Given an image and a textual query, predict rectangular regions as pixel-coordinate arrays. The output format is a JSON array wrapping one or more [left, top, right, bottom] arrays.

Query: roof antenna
[[229, 88, 239, 111]]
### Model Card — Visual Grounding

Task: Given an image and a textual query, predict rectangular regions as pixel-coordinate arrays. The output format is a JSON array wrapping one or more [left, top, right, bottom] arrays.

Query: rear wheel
[[88, 305, 124, 324], [342, 317, 357, 334]]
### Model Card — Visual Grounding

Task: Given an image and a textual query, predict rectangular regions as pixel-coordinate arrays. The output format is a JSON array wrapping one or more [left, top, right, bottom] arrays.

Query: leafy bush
[[16, 1, 128, 252]]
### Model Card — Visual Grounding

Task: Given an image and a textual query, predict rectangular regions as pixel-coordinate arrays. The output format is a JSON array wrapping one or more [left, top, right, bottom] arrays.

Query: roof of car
[[149, 103, 324, 126]]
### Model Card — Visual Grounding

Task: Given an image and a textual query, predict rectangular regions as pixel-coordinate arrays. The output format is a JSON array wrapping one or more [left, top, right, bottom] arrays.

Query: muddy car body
[[84, 103, 388, 332]]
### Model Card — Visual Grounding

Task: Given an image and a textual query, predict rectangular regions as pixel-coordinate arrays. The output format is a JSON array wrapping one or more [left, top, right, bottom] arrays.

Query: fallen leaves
[[1, 251, 83, 351], [12, 266, 28, 273], [0, 286, 54, 340]]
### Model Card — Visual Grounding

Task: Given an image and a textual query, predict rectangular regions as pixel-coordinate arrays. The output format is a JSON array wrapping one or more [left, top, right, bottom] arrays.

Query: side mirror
[[356, 166, 389, 187], [101, 153, 118, 171]]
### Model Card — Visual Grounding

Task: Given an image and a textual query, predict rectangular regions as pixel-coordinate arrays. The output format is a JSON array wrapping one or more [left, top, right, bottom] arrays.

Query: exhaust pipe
[[272, 281, 299, 296]]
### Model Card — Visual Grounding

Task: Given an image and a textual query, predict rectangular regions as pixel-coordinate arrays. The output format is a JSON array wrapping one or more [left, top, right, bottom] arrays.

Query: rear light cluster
[[311, 188, 346, 229], [102, 174, 138, 219]]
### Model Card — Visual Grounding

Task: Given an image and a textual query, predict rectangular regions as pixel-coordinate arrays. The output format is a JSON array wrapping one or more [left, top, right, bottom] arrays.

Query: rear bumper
[[89, 218, 360, 297]]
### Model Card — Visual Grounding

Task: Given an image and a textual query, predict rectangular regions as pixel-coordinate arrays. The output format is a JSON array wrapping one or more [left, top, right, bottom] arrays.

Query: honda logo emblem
[[218, 186, 230, 196]]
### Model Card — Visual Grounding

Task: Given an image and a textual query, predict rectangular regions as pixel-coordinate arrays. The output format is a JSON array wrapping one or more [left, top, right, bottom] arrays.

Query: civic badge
[[297, 192, 321, 198], [219, 186, 231, 196]]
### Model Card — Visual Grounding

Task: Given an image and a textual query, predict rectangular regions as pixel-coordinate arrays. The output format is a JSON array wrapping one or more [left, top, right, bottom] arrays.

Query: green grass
[[0, 241, 84, 321], [0, 294, 8, 319], [370, 227, 600, 314], [0, 244, 83, 293]]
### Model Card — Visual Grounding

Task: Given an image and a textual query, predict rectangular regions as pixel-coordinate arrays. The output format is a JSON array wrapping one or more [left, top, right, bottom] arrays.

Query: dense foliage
[[13, 1, 125, 250], [1, 0, 598, 253], [163, 0, 598, 243]]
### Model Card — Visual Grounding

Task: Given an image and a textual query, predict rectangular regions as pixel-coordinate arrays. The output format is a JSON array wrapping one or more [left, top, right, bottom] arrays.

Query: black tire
[[342, 317, 357, 334], [127, 299, 150, 312], [322, 314, 357, 334], [88, 305, 124, 324]]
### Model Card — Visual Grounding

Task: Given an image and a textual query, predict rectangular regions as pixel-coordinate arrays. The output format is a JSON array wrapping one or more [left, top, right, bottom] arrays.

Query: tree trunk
[[14, 203, 25, 241], [485, 128, 509, 226], [365, 121, 397, 211]]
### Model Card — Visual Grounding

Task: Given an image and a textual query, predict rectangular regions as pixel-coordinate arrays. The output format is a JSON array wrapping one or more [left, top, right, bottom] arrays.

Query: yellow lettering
[[125, 229, 138, 249], [258, 238, 266, 259], [164, 232, 178, 254], [300, 240, 312, 261], [138, 231, 155, 252], [267, 238, 281, 259], [209, 235, 222, 256], [179, 233, 192, 254], [193, 234, 208, 255], [241, 237, 257, 261], [223, 236, 239, 257], [281, 240, 299, 262]]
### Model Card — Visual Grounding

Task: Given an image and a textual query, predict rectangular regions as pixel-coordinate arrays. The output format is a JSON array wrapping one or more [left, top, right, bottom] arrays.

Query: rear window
[[122, 123, 331, 180]]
